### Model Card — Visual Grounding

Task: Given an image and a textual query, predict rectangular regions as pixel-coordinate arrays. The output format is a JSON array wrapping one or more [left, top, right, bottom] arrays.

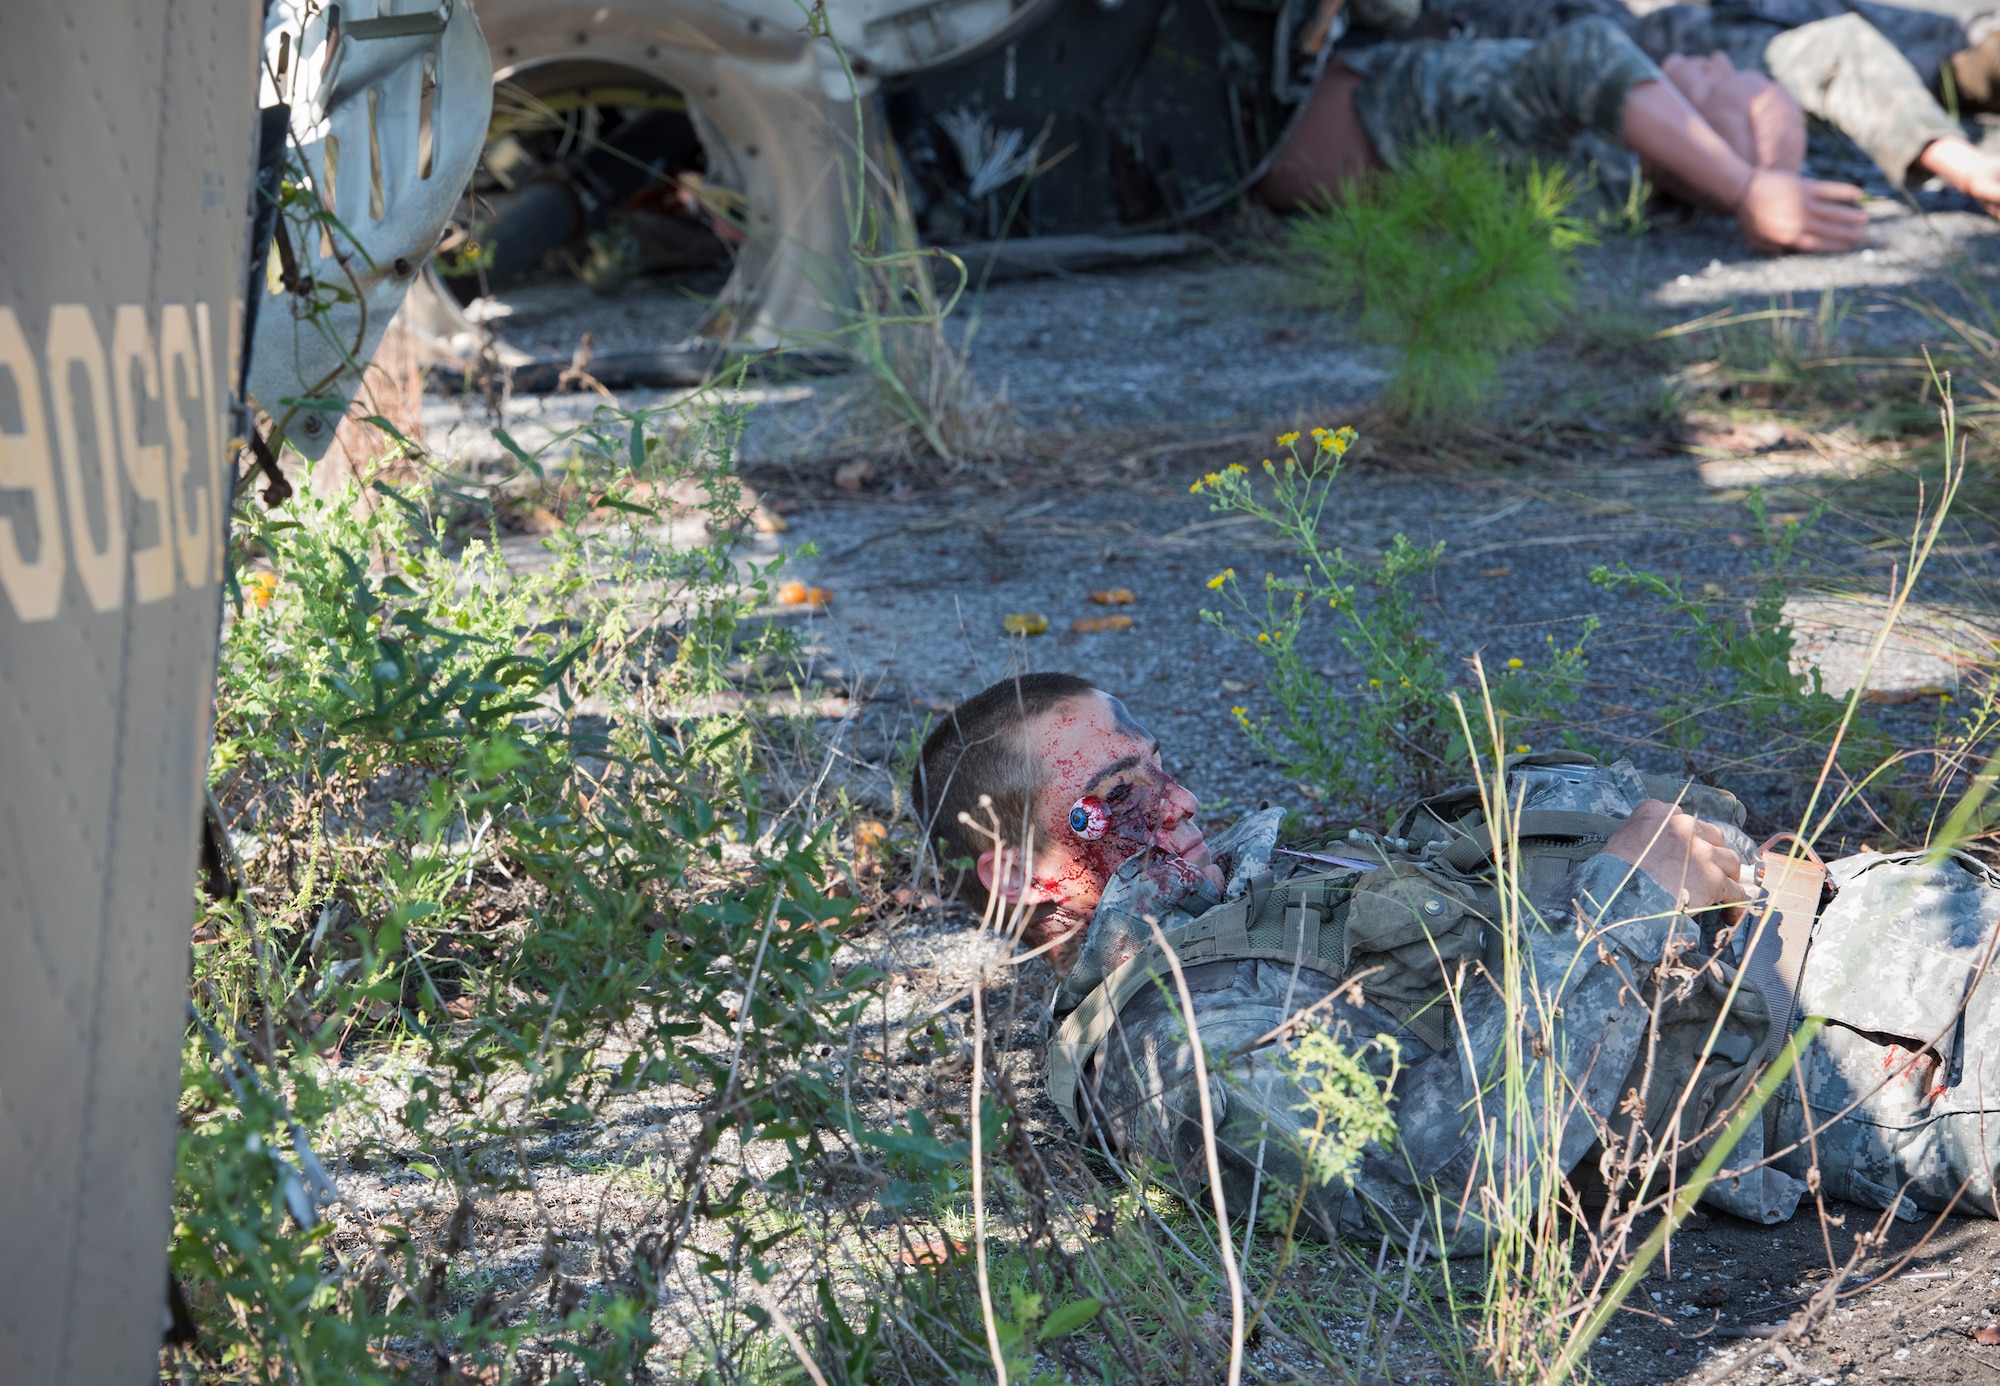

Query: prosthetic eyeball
[[1068, 796, 1110, 841]]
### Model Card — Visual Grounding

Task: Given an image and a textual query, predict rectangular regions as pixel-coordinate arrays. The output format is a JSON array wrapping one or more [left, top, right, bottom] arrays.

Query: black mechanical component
[[240, 102, 292, 401], [240, 427, 295, 508], [446, 103, 712, 296], [887, 0, 1326, 239]]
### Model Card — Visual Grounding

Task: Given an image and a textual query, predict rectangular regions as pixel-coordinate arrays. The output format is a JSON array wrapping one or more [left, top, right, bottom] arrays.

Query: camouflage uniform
[[1058, 762, 2000, 1250], [1771, 846, 2000, 1220], [1340, 16, 1665, 210], [1621, 3, 1979, 187], [1433, 0, 1990, 188]]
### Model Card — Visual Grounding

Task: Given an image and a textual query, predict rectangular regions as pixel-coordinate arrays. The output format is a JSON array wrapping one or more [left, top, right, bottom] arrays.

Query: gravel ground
[[391, 178, 2000, 1382], [422, 202, 2000, 827]]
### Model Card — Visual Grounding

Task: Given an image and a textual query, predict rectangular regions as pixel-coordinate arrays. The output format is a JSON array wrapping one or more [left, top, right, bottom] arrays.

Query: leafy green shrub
[[173, 399, 879, 1383], [1291, 140, 1594, 419], [1196, 427, 1594, 812]]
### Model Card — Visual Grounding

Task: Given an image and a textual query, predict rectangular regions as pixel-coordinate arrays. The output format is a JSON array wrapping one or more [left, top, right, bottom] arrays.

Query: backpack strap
[[1636, 772, 1749, 828], [1433, 809, 1623, 874]]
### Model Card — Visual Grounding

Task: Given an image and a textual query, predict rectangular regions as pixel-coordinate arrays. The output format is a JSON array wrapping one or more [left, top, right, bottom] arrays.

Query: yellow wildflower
[[1515, 743, 1532, 754], [245, 572, 279, 610], [1206, 568, 1235, 590], [1256, 632, 1271, 643], [1506, 657, 1524, 670], [1231, 705, 1249, 721], [1276, 431, 1300, 448], [1329, 426, 1357, 457], [1367, 678, 1382, 688], [1227, 462, 1248, 475]]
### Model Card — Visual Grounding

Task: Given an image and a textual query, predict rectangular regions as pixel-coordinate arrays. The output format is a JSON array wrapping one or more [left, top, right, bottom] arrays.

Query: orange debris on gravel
[[1072, 614, 1135, 633], [778, 581, 832, 608]]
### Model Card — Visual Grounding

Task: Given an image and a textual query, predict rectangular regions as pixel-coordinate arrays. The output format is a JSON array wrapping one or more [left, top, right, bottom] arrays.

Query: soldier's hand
[[1603, 800, 1748, 916], [1734, 167, 1867, 255]]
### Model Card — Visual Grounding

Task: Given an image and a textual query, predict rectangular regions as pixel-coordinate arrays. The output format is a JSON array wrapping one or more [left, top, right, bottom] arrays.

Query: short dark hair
[[909, 672, 1099, 901]]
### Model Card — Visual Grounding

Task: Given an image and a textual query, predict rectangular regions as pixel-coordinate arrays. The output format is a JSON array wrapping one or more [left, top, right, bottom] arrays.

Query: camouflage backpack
[[1046, 752, 1752, 1132]]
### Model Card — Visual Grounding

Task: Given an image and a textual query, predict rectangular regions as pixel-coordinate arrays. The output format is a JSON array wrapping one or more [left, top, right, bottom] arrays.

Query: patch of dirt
[[1590, 1207, 2000, 1386]]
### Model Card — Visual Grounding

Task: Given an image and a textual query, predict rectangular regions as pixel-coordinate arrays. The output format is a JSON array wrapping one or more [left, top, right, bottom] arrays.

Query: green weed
[[172, 391, 878, 1383], [1291, 139, 1594, 420], [1592, 492, 1891, 790], [1196, 426, 1594, 812]]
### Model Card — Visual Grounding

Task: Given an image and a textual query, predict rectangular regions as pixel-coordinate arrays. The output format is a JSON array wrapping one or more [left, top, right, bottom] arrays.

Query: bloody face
[[1016, 691, 1217, 919]]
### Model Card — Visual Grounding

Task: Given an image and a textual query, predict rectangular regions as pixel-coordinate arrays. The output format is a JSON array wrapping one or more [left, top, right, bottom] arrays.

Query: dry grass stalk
[[320, 320, 427, 494], [967, 799, 1018, 1385], [1147, 919, 1248, 1386], [843, 125, 1018, 467]]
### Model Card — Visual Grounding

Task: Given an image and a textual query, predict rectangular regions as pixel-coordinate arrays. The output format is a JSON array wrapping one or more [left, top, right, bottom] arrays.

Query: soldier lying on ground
[[1423, 0, 2000, 217], [911, 672, 2000, 1250], [1260, 10, 1870, 254]]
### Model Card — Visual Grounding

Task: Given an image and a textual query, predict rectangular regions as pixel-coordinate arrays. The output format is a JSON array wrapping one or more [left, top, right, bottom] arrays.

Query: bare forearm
[[1919, 136, 1991, 193], [1621, 75, 1867, 253], [1915, 135, 2000, 215], [1621, 78, 1754, 214]]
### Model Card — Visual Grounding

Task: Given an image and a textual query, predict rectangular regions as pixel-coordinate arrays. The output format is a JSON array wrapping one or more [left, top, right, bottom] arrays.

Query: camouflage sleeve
[[1764, 12, 1964, 186], [1346, 16, 1664, 171], [1352, 0, 1422, 30], [1555, 854, 1814, 1227], [1565, 852, 1697, 963], [1364, 854, 1699, 1248]]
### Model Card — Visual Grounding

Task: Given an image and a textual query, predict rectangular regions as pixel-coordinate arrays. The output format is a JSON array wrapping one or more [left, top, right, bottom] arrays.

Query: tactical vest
[[1046, 754, 1755, 1132]]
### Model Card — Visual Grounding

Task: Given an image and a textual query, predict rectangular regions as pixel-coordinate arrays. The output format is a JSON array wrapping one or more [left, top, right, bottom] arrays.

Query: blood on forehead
[[1103, 694, 1154, 744], [1028, 692, 1158, 802]]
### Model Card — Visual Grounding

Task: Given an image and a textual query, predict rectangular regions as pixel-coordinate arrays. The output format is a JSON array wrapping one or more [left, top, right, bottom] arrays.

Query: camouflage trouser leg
[[1765, 13, 1964, 187], [1347, 16, 1665, 204], [1771, 852, 2000, 1220]]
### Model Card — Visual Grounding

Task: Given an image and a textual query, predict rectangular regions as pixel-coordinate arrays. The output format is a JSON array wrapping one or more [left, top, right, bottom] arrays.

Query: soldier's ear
[[976, 847, 1048, 905]]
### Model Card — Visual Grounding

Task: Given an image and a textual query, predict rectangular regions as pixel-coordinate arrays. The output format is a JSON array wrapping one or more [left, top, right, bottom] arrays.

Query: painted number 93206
[[0, 301, 234, 624]]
